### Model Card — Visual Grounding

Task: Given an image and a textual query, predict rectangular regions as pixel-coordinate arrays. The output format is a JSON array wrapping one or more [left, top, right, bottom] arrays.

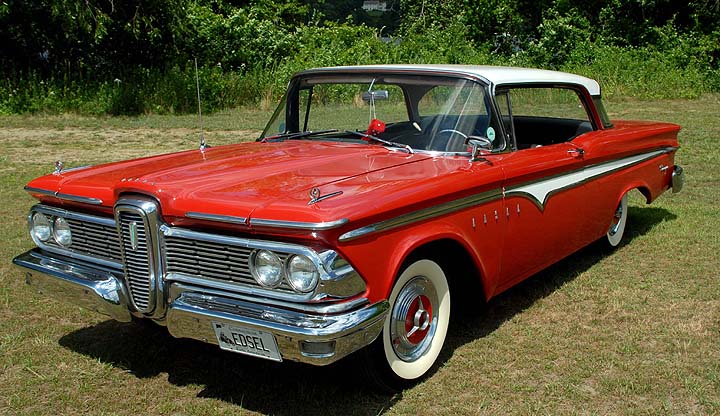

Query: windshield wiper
[[262, 129, 339, 142], [344, 130, 414, 154]]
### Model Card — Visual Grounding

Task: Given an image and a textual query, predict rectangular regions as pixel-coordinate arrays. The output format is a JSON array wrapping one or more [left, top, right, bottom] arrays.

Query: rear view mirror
[[362, 90, 389, 102], [467, 136, 493, 162]]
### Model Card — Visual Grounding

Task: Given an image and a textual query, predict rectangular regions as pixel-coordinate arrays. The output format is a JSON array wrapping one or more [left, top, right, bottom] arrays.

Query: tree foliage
[[0, 0, 718, 114]]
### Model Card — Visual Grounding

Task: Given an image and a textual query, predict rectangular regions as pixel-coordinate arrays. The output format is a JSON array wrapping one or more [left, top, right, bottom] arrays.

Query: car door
[[494, 86, 603, 292]]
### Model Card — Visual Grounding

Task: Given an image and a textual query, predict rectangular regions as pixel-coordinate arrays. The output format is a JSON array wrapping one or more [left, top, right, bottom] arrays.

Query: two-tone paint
[[14, 65, 683, 372]]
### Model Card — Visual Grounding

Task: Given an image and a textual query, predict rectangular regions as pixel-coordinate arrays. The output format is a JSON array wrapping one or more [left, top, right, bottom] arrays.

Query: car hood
[[27, 141, 477, 225]]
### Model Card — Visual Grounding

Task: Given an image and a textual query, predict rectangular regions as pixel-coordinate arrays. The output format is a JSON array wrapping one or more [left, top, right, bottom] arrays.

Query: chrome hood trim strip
[[185, 212, 247, 225], [24, 186, 103, 205], [249, 218, 349, 230]]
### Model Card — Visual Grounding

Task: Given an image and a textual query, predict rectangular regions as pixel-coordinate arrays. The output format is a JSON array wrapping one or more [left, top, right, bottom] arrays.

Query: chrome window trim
[[185, 212, 247, 225], [24, 186, 103, 205], [272, 69, 509, 155], [248, 218, 349, 230], [28, 205, 122, 269], [296, 67, 492, 87]]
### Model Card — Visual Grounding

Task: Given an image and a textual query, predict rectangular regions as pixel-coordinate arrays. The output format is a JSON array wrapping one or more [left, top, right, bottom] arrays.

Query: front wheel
[[362, 259, 451, 392], [606, 193, 629, 247]]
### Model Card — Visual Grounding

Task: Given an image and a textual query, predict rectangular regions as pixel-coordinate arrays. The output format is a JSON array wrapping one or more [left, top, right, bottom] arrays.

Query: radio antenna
[[195, 58, 207, 152]]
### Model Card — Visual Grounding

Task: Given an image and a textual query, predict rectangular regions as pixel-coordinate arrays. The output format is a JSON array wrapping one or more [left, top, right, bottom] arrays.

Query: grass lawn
[[0, 95, 718, 415]]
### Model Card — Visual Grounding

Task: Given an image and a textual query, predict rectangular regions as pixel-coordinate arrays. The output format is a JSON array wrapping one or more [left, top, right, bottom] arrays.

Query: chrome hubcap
[[390, 276, 438, 362]]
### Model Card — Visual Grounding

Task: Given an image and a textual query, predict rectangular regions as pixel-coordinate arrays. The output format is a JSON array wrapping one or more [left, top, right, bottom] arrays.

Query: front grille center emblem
[[129, 221, 139, 251]]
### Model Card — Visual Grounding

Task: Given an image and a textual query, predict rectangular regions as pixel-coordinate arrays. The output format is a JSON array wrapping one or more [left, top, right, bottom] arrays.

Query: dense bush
[[1, 0, 718, 115]]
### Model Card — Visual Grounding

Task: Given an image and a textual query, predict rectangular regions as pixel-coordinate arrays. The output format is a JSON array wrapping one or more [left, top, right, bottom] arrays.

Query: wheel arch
[[614, 181, 652, 206], [392, 236, 490, 308]]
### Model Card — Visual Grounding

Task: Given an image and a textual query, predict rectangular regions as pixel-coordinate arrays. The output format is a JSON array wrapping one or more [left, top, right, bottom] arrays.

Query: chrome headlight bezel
[[249, 249, 285, 288], [52, 217, 73, 246], [286, 254, 320, 293], [31, 212, 52, 242]]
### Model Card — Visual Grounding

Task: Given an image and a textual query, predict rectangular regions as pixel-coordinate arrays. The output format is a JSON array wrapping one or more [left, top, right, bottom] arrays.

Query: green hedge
[[1, 23, 718, 115]]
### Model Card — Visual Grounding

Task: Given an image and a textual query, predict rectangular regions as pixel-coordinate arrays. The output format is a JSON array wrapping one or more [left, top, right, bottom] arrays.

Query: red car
[[14, 65, 684, 390]]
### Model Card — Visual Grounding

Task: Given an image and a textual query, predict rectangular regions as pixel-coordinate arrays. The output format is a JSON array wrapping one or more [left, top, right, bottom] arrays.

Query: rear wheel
[[363, 259, 450, 392], [606, 193, 628, 247]]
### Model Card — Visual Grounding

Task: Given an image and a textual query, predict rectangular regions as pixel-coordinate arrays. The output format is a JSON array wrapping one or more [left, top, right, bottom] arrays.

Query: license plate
[[212, 321, 282, 362]]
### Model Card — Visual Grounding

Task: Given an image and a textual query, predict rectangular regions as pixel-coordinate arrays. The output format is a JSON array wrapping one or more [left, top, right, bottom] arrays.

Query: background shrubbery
[[1, 0, 718, 115]]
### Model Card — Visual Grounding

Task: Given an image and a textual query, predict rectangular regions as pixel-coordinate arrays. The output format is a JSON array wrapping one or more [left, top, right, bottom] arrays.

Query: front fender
[[336, 207, 503, 304]]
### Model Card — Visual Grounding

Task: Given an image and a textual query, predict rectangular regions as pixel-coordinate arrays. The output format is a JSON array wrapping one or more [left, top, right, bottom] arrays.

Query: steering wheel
[[431, 129, 468, 152]]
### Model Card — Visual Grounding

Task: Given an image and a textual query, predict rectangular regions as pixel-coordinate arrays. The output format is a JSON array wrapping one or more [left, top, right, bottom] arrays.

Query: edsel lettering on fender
[[13, 65, 684, 391]]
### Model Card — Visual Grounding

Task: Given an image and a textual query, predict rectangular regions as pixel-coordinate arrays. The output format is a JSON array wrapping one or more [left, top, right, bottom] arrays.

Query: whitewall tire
[[606, 193, 629, 247], [363, 258, 451, 390]]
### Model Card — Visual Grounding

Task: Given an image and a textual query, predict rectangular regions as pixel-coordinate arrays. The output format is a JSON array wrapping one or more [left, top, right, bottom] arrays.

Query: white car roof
[[304, 64, 602, 96]]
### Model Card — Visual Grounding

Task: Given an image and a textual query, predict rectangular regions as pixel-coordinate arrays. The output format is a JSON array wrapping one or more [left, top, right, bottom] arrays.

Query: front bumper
[[13, 249, 388, 365]]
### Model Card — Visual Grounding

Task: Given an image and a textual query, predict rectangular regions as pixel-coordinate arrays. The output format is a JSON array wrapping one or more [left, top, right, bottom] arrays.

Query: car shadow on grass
[[59, 319, 401, 415], [58, 206, 674, 415]]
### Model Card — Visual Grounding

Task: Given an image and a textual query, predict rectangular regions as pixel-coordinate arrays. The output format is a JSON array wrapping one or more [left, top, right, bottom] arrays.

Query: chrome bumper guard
[[14, 249, 133, 322], [13, 249, 387, 365], [672, 165, 684, 193]]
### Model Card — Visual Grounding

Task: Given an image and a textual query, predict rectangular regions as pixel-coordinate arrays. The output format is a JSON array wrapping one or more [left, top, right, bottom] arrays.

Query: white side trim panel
[[505, 149, 666, 209]]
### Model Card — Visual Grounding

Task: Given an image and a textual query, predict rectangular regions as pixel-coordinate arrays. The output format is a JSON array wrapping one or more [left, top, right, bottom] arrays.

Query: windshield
[[260, 73, 504, 153]]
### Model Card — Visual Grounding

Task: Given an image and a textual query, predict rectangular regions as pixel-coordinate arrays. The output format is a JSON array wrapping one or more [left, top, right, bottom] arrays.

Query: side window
[[417, 82, 504, 151], [495, 91, 514, 149], [496, 87, 594, 150]]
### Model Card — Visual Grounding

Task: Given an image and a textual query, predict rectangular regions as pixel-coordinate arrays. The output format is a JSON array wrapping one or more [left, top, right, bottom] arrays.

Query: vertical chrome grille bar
[[115, 197, 162, 315]]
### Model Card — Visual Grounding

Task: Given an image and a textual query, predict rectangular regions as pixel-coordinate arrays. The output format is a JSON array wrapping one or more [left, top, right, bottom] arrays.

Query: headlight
[[52, 217, 72, 246], [286, 255, 319, 293], [250, 250, 284, 288], [31, 212, 52, 242]]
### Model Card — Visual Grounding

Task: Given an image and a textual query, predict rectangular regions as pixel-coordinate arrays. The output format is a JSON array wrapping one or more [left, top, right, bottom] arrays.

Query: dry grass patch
[[0, 127, 257, 166]]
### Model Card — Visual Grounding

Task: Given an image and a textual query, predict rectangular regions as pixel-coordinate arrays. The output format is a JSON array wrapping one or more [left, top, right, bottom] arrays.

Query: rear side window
[[506, 87, 590, 120], [496, 86, 594, 150]]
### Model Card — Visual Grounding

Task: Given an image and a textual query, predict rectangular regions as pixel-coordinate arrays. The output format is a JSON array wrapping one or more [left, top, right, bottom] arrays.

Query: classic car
[[13, 65, 684, 391]]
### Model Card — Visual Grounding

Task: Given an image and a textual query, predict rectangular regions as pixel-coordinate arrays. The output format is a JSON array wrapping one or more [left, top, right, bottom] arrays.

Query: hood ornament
[[54, 160, 64, 175], [308, 187, 343, 205]]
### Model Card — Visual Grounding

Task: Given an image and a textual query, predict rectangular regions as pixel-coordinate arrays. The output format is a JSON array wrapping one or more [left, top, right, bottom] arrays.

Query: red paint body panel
[[23, 86, 681, 308]]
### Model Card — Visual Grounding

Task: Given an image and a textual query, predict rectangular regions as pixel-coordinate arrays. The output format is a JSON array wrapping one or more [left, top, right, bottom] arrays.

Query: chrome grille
[[45, 218, 122, 263], [117, 210, 154, 311], [164, 236, 293, 291]]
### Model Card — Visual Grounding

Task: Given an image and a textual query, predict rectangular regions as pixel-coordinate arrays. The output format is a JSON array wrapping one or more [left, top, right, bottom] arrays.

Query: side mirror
[[362, 90, 389, 102], [467, 136, 493, 161]]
